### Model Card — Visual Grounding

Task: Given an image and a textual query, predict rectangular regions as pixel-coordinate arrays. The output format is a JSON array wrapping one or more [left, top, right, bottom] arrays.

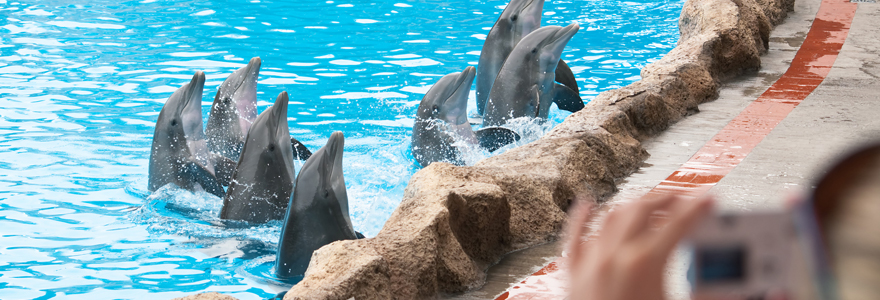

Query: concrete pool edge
[[178, 0, 795, 299]]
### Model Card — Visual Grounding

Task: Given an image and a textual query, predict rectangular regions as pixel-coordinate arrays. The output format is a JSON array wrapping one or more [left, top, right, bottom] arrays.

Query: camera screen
[[695, 246, 746, 284]]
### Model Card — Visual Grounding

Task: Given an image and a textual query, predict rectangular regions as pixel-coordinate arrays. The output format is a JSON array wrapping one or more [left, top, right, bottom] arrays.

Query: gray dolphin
[[219, 92, 296, 223], [483, 23, 584, 127], [412, 66, 520, 167], [206, 57, 260, 161], [475, 0, 545, 116], [276, 131, 356, 279], [148, 72, 225, 198], [205, 57, 310, 183]]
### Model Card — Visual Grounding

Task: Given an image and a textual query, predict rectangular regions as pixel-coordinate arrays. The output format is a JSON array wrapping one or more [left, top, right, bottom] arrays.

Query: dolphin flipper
[[553, 83, 584, 113], [555, 59, 580, 94], [181, 160, 226, 198], [290, 137, 312, 161], [475, 127, 521, 152], [212, 154, 237, 187]]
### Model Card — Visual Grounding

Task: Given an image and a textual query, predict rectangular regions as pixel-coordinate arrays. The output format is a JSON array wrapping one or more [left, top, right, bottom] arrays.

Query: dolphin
[[205, 57, 312, 165], [148, 72, 225, 198], [412, 66, 520, 168], [206, 57, 260, 160], [483, 23, 584, 127], [276, 131, 357, 279], [219, 92, 296, 223], [475, 0, 545, 116]]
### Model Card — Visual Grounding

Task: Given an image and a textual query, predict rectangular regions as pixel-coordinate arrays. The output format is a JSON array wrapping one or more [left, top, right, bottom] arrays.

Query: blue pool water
[[0, 0, 683, 298]]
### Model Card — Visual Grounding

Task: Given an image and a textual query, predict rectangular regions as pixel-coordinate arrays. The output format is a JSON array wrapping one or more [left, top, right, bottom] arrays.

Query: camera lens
[[696, 246, 746, 283]]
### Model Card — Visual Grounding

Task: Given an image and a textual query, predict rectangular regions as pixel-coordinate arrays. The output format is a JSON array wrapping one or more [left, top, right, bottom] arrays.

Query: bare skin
[[566, 195, 713, 300], [565, 194, 794, 300]]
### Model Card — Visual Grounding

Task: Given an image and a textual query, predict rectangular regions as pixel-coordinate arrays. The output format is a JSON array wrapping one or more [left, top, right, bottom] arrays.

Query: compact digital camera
[[686, 211, 797, 298]]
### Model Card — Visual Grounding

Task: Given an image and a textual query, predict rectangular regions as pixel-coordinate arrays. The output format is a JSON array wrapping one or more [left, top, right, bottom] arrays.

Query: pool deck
[[444, 0, 880, 298]]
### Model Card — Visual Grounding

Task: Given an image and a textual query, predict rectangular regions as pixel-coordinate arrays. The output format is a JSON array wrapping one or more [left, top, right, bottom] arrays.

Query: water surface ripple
[[0, 0, 682, 298]]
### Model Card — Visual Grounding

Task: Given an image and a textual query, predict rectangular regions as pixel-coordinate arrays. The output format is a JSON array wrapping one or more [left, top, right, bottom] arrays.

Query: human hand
[[566, 194, 714, 300]]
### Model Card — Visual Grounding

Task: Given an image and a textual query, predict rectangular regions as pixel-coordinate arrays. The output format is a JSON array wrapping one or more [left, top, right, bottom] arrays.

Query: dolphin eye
[[511, 15, 518, 21], [323, 189, 330, 198], [268, 144, 275, 152], [170, 119, 178, 126], [531, 48, 537, 54], [432, 105, 439, 112]]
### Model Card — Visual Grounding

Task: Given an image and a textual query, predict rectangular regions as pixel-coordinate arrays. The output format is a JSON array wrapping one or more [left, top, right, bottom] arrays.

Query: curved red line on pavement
[[495, 0, 858, 299], [649, 0, 858, 198]]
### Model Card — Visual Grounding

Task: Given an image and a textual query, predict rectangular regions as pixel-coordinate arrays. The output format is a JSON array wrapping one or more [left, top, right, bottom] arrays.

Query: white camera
[[686, 211, 797, 298]]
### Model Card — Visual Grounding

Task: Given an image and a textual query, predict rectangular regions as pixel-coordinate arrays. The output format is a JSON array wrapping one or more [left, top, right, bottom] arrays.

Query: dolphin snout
[[271, 91, 290, 128], [326, 131, 344, 154], [443, 66, 476, 125], [456, 66, 476, 89], [543, 22, 580, 57], [462, 66, 476, 81], [246, 57, 262, 75], [181, 71, 206, 110], [325, 132, 345, 167], [555, 22, 580, 42], [190, 71, 206, 96]]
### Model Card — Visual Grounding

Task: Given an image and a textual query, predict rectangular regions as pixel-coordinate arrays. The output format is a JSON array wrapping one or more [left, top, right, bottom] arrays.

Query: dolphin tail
[[555, 59, 580, 94], [211, 153, 238, 186], [181, 159, 226, 198], [475, 127, 521, 152], [553, 83, 584, 113], [291, 137, 312, 161]]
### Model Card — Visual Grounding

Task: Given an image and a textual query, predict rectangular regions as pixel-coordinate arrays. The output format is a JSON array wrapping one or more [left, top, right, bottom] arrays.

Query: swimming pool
[[0, 0, 683, 298]]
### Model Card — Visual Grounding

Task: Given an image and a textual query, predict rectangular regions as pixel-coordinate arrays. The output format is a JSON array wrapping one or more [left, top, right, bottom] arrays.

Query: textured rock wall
[[277, 0, 795, 299]]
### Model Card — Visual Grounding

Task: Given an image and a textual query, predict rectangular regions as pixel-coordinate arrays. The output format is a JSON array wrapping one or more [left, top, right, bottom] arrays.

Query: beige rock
[[676, 0, 773, 80], [753, 0, 796, 25], [284, 240, 391, 300], [179, 0, 796, 299]]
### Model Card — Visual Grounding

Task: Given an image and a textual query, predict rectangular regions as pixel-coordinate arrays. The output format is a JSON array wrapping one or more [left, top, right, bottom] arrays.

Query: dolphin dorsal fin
[[553, 83, 584, 113], [211, 153, 237, 187], [475, 127, 521, 152], [555, 59, 580, 94], [180, 158, 225, 198], [290, 137, 312, 161]]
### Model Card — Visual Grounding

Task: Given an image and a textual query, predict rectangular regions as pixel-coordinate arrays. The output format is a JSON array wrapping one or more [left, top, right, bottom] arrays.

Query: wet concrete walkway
[[445, 0, 880, 298]]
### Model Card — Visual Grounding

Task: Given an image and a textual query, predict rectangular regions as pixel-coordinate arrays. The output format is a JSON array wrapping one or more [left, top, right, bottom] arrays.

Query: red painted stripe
[[495, 0, 857, 299], [494, 261, 563, 300], [648, 0, 857, 199]]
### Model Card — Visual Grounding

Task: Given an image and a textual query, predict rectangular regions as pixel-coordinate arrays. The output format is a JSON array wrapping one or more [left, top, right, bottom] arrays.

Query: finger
[[652, 195, 714, 254], [595, 202, 626, 252], [621, 194, 680, 239], [603, 195, 679, 249], [564, 200, 593, 266]]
